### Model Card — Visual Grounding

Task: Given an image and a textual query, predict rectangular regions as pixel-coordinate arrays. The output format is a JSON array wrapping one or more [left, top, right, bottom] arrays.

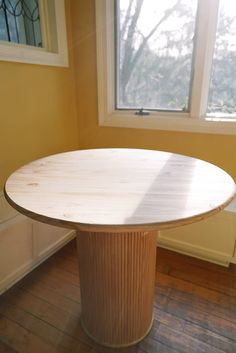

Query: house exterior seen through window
[[96, 0, 236, 135]]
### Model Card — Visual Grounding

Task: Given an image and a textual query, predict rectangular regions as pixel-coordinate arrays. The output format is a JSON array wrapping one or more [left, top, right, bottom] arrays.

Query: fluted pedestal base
[[77, 230, 157, 347]]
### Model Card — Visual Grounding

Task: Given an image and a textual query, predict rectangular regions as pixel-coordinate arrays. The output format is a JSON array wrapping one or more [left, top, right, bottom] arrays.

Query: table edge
[[4, 185, 236, 233]]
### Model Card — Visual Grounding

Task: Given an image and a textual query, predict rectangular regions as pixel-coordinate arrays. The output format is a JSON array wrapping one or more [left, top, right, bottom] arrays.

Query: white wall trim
[[0, 214, 26, 231], [230, 254, 236, 265], [99, 111, 236, 136], [157, 232, 232, 267], [0, 191, 21, 225], [0, 229, 76, 295], [157, 199, 236, 267], [36, 230, 76, 259]]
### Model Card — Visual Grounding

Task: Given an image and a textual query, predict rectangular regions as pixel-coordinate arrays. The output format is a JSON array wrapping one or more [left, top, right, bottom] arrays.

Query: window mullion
[[106, 0, 116, 114], [38, 0, 52, 50], [190, 0, 220, 119], [96, 0, 116, 121]]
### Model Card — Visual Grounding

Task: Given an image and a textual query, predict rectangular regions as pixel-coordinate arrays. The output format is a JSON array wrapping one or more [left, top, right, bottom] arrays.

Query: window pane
[[0, 7, 8, 41], [207, 0, 236, 116], [0, 0, 42, 47], [116, 0, 198, 111]]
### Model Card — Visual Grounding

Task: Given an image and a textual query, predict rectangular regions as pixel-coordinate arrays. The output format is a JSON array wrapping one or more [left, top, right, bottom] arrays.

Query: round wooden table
[[4, 149, 236, 347]]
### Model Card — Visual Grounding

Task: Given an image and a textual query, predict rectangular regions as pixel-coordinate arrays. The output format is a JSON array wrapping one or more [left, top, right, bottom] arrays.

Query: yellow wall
[[0, 1, 78, 189], [71, 0, 236, 181]]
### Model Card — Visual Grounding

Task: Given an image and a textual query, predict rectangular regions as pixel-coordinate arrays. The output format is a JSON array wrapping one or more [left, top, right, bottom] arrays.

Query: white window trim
[[95, 0, 236, 135], [0, 0, 68, 67]]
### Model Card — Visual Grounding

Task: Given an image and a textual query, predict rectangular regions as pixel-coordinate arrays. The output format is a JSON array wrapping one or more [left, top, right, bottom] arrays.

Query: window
[[116, 0, 197, 112], [207, 0, 236, 116], [0, 0, 42, 47], [0, 0, 68, 67], [96, 0, 236, 135]]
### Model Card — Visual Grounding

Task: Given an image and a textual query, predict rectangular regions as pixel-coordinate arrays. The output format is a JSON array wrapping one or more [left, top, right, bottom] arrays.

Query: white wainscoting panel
[[158, 210, 236, 266], [0, 192, 76, 294]]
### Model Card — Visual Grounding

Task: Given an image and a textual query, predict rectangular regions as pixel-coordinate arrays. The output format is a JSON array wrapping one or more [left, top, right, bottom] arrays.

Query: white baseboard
[[0, 230, 76, 295], [37, 230, 76, 258], [157, 233, 232, 267]]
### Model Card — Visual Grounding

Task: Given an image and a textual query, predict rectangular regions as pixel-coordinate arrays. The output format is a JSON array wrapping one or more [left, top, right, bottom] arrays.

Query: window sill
[[0, 41, 68, 67], [99, 111, 236, 136]]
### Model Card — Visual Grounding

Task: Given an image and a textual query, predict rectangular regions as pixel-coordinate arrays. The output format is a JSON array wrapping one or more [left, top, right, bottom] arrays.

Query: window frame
[[95, 0, 236, 135], [0, 0, 68, 67]]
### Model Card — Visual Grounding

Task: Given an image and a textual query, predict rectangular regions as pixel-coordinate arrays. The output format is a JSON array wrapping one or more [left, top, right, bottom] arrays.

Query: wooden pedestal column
[[77, 230, 157, 347]]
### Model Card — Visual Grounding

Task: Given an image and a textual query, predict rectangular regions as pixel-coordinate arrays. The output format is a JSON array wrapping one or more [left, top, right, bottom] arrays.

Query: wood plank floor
[[1, 239, 236, 353]]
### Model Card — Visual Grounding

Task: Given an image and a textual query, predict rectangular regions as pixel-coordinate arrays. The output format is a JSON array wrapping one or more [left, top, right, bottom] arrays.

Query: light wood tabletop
[[4, 148, 236, 232], [4, 148, 236, 348]]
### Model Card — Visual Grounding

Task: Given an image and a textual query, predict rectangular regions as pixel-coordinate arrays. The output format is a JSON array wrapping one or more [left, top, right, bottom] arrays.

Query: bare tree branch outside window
[[116, 0, 197, 111], [116, 0, 236, 115]]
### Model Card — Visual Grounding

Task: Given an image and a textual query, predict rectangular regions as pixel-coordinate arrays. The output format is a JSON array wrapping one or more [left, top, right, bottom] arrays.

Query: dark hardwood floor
[[1, 239, 236, 353]]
